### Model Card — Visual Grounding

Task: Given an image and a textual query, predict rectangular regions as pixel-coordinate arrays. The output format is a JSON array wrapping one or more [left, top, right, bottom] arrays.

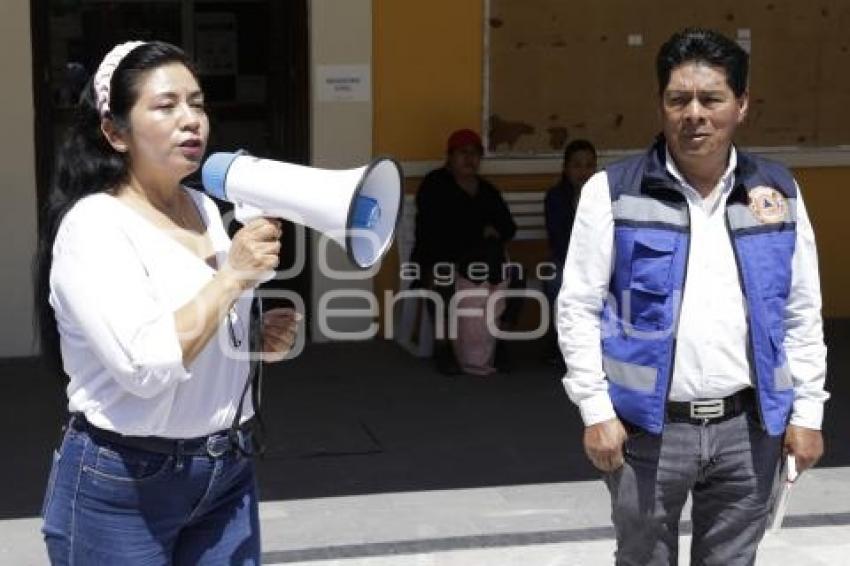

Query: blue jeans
[[41, 423, 261, 565]]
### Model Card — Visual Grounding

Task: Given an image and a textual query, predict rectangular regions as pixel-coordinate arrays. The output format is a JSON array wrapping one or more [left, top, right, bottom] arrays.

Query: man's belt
[[666, 388, 756, 424]]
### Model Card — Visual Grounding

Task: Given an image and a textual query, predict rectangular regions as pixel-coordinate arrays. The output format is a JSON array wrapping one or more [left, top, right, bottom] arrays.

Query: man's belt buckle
[[690, 399, 724, 419]]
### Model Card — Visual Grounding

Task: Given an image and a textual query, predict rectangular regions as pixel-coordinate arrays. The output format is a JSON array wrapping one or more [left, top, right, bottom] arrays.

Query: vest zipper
[[724, 210, 765, 429]]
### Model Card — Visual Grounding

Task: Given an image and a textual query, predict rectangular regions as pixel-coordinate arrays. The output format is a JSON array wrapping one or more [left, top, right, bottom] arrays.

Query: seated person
[[543, 139, 597, 365], [411, 129, 518, 375]]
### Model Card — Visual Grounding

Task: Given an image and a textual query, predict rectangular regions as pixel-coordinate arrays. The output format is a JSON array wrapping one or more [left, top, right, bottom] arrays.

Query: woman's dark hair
[[561, 139, 597, 184], [562, 139, 597, 165], [656, 28, 749, 97], [33, 41, 197, 373]]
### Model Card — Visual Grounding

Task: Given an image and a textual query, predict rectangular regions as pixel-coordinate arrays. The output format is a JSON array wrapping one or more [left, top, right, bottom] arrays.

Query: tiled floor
[[5, 468, 848, 565]]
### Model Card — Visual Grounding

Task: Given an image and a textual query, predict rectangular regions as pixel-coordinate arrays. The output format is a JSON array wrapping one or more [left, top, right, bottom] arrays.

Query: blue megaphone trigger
[[351, 196, 381, 230]]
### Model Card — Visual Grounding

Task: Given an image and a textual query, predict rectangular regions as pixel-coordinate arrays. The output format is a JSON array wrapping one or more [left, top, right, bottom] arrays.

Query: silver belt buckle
[[690, 399, 724, 419], [206, 435, 229, 458]]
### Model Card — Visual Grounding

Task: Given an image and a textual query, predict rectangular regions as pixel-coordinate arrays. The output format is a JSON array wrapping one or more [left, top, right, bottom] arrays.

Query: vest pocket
[[627, 233, 677, 330], [750, 231, 795, 299]]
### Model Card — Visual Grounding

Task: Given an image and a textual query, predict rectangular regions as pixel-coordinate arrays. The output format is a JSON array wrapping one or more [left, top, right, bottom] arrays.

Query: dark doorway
[[31, 0, 311, 323]]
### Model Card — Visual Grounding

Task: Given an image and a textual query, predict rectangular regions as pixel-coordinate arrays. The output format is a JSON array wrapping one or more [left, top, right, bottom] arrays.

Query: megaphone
[[201, 151, 404, 270]]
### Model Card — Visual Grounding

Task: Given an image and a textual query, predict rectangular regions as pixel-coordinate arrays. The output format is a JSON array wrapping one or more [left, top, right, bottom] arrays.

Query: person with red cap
[[411, 129, 518, 375]]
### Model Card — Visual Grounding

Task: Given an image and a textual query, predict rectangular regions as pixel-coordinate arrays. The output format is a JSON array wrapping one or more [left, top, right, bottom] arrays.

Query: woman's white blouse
[[49, 189, 254, 438]]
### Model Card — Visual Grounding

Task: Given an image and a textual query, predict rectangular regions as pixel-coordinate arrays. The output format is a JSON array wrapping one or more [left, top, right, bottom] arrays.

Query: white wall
[[308, 0, 378, 342], [0, 1, 38, 357]]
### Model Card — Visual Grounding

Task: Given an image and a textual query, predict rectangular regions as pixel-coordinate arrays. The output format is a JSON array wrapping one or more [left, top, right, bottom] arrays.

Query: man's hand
[[784, 424, 824, 473], [584, 418, 628, 472]]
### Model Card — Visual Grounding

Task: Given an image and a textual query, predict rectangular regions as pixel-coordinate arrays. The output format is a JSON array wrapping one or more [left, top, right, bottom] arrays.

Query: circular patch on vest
[[748, 186, 788, 224]]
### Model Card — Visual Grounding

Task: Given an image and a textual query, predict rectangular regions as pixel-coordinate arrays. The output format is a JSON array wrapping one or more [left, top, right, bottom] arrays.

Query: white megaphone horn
[[201, 151, 404, 270]]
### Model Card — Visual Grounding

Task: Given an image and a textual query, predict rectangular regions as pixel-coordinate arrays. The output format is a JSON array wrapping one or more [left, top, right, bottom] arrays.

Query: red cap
[[446, 129, 484, 153]]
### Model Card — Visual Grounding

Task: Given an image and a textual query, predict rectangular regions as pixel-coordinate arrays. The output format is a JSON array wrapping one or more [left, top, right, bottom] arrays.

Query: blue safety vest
[[602, 138, 797, 436]]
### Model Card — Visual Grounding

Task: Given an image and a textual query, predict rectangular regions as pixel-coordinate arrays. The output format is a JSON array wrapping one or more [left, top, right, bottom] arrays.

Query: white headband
[[93, 41, 147, 118]]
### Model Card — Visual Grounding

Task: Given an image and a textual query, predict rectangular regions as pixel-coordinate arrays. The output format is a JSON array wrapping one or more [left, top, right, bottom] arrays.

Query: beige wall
[[0, 0, 37, 357], [309, 0, 378, 341], [310, 0, 373, 168]]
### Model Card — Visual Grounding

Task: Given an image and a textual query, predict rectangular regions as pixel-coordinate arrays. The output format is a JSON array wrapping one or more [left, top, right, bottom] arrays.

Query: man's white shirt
[[557, 147, 829, 429]]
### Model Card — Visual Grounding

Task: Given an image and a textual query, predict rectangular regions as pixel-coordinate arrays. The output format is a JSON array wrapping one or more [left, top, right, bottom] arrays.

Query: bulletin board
[[486, 0, 850, 155]]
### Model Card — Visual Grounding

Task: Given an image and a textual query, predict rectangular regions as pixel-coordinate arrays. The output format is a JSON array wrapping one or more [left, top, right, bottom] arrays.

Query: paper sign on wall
[[316, 65, 371, 102]]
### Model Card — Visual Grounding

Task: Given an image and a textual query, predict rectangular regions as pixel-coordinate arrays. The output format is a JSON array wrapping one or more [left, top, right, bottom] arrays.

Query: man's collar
[[663, 145, 737, 194]]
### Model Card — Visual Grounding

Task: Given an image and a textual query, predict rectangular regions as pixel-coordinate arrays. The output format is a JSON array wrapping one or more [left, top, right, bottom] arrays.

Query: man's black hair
[[656, 28, 748, 97]]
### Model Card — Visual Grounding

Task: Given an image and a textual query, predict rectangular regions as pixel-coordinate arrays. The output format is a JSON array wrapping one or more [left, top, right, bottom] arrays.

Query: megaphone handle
[[234, 202, 276, 283], [234, 202, 265, 224]]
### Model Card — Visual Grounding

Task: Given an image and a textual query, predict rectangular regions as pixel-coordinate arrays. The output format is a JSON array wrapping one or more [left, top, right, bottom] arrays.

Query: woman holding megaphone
[[34, 41, 297, 564]]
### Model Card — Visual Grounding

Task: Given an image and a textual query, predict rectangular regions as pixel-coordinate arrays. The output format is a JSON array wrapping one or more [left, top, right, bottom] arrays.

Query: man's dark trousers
[[604, 409, 782, 565]]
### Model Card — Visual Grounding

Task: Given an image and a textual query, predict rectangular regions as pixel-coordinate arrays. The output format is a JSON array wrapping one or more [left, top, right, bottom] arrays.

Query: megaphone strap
[[228, 297, 266, 457]]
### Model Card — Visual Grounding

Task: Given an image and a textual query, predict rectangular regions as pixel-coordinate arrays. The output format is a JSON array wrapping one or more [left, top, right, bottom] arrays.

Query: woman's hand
[[221, 218, 282, 290], [261, 308, 301, 363]]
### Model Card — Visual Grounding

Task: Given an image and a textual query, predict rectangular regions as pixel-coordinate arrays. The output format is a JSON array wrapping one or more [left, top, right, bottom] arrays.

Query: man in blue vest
[[558, 28, 828, 564]]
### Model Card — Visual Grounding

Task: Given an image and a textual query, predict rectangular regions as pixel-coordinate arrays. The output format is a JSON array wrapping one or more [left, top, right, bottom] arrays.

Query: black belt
[[666, 388, 756, 424], [69, 413, 255, 458]]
